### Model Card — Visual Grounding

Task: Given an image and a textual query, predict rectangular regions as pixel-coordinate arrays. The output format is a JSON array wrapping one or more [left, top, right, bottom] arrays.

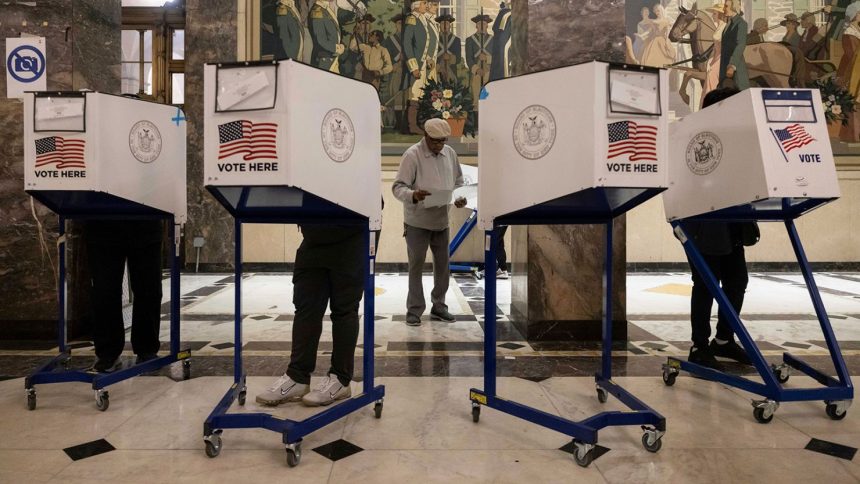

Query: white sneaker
[[255, 374, 309, 406], [496, 269, 510, 279], [302, 374, 351, 407]]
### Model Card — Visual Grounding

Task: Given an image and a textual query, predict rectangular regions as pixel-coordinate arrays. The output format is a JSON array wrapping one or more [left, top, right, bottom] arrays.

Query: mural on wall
[[624, 0, 860, 153], [260, 0, 514, 144]]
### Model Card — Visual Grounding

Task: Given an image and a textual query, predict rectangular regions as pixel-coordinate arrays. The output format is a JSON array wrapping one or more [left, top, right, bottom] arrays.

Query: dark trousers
[[496, 226, 509, 272], [87, 238, 162, 362], [287, 266, 363, 386], [689, 245, 749, 349]]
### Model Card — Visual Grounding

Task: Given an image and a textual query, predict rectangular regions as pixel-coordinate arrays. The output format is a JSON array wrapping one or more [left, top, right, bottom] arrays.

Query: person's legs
[[715, 245, 749, 342], [405, 224, 431, 323], [689, 253, 723, 350], [327, 268, 363, 386], [429, 227, 451, 316], [87, 240, 127, 366], [496, 225, 509, 273], [286, 267, 330, 385], [126, 240, 163, 359]]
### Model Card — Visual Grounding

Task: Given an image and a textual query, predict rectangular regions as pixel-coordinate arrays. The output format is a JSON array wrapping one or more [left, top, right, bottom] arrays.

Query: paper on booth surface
[[36, 98, 84, 120], [422, 189, 453, 208], [610, 79, 658, 114], [218, 70, 271, 110]]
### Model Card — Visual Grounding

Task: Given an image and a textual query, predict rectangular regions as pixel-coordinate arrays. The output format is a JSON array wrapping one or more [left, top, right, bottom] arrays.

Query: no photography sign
[[6, 37, 47, 99]]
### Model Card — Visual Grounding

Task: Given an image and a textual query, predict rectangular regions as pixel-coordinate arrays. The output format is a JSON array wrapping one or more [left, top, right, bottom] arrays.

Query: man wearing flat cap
[[393, 118, 467, 326]]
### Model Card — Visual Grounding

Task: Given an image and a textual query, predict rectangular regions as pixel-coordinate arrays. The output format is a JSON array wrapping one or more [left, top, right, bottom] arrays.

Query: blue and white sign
[[6, 37, 47, 99]]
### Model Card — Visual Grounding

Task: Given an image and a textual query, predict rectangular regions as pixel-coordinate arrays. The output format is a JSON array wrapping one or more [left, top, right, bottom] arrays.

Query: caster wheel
[[61, 358, 72, 370], [472, 405, 480, 423], [374, 401, 383, 419], [641, 433, 663, 453], [204, 435, 222, 458], [826, 403, 848, 420], [95, 391, 109, 412], [286, 446, 302, 467], [26, 390, 36, 411], [182, 360, 191, 380], [572, 443, 594, 468], [596, 388, 608, 404], [753, 406, 774, 424], [772, 365, 789, 384], [662, 370, 677, 387], [238, 389, 247, 406]]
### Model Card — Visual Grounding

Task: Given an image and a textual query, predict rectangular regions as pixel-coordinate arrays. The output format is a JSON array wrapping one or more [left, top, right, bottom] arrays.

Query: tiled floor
[[1, 272, 860, 482]]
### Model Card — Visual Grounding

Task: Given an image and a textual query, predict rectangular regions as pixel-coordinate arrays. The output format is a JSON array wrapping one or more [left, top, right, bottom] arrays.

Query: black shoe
[[688, 346, 725, 372], [91, 357, 121, 373], [710, 339, 752, 365], [135, 353, 159, 365], [430, 309, 456, 322]]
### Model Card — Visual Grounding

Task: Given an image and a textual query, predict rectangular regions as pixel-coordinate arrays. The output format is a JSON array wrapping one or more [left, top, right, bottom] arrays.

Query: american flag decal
[[218, 120, 278, 161], [35, 136, 86, 169], [774, 124, 814, 153], [607, 121, 658, 162]]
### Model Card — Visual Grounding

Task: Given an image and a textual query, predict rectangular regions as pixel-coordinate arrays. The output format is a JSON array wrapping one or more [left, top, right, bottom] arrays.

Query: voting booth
[[201, 59, 384, 467], [661, 88, 853, 424], [471, 61, 668, 467], [22, 92, 190, 411]]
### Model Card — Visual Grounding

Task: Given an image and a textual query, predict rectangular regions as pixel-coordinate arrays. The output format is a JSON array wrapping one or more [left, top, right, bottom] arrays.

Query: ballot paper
[[453, 184, 477, 210], [217, 69, 273, 111], [422, 189, 453, 208]]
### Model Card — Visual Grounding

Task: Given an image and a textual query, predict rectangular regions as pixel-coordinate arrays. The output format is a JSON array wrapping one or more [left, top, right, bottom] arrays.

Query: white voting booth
[[203, 59, 381, 228], [478, 61, 669, 229], [663, 88, 839, 221], [470, 62, 670, 465], [24, 92, 187, 222]]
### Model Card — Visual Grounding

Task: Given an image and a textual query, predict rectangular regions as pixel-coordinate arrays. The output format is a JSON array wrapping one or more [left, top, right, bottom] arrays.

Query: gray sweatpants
[[405, 224, 450, 319]]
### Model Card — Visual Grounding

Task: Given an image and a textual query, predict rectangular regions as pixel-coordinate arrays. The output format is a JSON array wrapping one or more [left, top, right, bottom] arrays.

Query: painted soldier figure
[[310, 0, 346, 72], [435, 14, 461, 84], [424, 0, 441, 82], [403, 0, 429, 134], [277, 0, 305, 61], [490, 2, 512, 81], [347, 13, 375, 80], [466, 14, 493, 107], [383, 13, 406, 128]]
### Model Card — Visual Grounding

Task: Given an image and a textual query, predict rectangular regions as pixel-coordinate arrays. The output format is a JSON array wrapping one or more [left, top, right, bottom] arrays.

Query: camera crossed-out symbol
[[7, 45, 45, 83]]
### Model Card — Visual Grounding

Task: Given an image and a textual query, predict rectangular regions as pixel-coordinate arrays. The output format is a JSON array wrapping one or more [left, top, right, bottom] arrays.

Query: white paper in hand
[[422, 189, 453, 208]]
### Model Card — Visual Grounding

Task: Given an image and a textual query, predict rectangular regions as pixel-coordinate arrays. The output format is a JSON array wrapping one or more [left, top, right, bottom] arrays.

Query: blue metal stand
[[449, 209, 481, 274], [202, 217, 384, 467], [23, 215, 191, 412], [469, 206, 666, 467], [663, 214, 853, 423]]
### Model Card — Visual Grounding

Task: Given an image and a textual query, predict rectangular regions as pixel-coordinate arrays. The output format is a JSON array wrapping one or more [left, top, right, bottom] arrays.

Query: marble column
[[184, 0, 238, 269], [0, 1, 121, 340], [509, 0, 629, 341]]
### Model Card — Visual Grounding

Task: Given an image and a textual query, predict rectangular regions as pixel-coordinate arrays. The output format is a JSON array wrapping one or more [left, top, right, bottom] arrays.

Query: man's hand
[[823, 5, 832, 14], [412, 189, 432, 203], [726, 64, 736, 78], [454, 197, 467, 208], [412, 69, 420, 79], [335, 43, 345, 55], [427, 60, 435, 71]]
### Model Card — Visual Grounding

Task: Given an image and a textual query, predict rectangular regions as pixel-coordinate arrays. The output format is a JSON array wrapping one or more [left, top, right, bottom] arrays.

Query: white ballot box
[[203, 59, 382, 229], [663, 88, 839, 221], [23, 92, 187, 223], [478, 61, 669, 229]]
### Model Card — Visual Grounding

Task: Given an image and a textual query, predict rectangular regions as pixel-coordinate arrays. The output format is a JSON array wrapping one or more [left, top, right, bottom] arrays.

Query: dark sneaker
[[688, 346, 725, 372], [710, 339, 753, 365], [430, 309, 456, 322], [405, 315, 421, 326], [135, 353, 159, 365], [91, 357, 121, 373]]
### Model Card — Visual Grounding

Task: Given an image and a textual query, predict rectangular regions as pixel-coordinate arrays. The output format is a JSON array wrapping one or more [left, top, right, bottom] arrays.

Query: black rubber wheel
[[753, 406, 774, 424], [374, 402, 383, 419], [642, 433, 662, 453], [96, 392, 109, 412], [26, 392, 36, 411], [472, 405, 480, 423], [204, 437, 222, 458], [826, 403, 847, 420], [182, 360, 191, 381], [662, 371, 677, 387], [238, 390, 247, 406], [286, 448, 301, 467], [773, 367, 789, 384], [597, 388, 608, 404], [573, 444, 594, 468]]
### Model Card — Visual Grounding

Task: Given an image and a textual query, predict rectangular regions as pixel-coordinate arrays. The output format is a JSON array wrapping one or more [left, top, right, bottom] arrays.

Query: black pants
[[87, 227, 162, 362], [689, 245, 749, 349], [496, 226, 509, 272], [287, 266, 363, 387]]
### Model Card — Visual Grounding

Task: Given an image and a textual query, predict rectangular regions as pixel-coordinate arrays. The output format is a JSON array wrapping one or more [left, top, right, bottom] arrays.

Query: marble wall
[[183, 0, 238, 267], [0, 1, 121, 338]]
